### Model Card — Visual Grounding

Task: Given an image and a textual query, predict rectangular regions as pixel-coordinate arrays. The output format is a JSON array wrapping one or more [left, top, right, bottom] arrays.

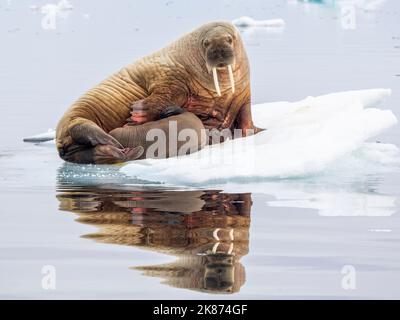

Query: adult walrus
[[56, 21, 260, 164]]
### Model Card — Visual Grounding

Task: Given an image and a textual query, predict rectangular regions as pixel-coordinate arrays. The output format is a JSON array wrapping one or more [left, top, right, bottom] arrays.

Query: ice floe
[[232, 16, 286, 34], [290, 0, 387, 12], [121, 89, 399, 185], [25, 89, 399, 187], [23, 129, 55, 143]]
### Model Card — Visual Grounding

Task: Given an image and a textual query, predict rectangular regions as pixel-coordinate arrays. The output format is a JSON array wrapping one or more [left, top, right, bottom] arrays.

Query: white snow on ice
[[121, 89, 399, 185]]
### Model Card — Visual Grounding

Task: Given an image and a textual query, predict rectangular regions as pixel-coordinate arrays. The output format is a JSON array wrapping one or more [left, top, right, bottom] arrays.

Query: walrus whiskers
[[228, 65, 235, 94], [212, 67, 221, 96]]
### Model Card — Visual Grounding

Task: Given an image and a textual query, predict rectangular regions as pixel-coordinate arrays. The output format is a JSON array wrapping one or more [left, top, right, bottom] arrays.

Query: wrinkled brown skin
[[56, 21, 259, 164], [109, 112, 206, 159]]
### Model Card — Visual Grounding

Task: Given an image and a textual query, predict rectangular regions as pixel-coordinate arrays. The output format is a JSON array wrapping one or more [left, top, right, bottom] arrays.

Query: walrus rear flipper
[[60, 143, 144, 165]]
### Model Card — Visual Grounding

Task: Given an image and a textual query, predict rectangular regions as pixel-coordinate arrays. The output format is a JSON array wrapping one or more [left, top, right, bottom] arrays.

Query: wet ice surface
[[122, 89, 399, 184], [1, 0, 400, 299]]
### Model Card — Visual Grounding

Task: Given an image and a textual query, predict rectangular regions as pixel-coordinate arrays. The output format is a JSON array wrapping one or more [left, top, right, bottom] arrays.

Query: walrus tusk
[[227, 65, 235, 94], [212, 67, 221, 96]]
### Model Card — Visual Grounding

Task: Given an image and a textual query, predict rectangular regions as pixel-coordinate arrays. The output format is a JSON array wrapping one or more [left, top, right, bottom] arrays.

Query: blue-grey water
[[1, 0, 400, 299]]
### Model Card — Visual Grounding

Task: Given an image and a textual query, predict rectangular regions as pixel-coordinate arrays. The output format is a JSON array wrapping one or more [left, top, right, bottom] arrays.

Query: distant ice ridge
[[121, 89, 399, 185], [232, 16, 285, 28], [292, 0, 387, 12], [336, 0, 387, 11]]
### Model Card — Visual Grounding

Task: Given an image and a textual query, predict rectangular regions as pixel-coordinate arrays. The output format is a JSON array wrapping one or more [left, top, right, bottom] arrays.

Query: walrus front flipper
[[69, 120, 123, 149], [60, 144, 144, 164], [23, 129, 56, 143], [59, 118, 143, 164]]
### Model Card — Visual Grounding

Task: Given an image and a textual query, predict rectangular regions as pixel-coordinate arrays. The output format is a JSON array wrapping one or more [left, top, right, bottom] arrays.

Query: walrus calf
[[56, 21, 260, 164], [109, 108, 206, 160]]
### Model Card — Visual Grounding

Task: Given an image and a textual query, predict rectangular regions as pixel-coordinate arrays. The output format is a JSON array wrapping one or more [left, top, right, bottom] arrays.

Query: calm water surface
[[1, 0, 400, 299]]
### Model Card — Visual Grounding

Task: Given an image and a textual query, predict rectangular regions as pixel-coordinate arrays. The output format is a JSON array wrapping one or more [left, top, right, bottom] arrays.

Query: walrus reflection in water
[[57, 189, 251, 294], [56, 21, 261, 164]]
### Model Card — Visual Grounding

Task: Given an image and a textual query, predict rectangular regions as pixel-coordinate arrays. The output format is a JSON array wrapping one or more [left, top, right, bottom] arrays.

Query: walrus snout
[[201, 27, 238, 97], [206, 45, 236, 97], [206, 46, 234, 68]]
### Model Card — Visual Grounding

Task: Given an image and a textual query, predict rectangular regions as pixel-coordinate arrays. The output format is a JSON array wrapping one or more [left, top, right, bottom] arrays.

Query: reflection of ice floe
[[30, 0, 74, 30], [220, 179, 398, 217], [121, 89, 399, 185], [221, 178, 397, 217], [266, 182, 396, 217], [233, 16, 285, 35], [217, 142, 399, 217]]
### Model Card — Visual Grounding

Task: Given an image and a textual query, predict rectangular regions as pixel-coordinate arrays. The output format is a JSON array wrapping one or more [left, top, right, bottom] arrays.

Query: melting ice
[[121, 89, 399, 185]]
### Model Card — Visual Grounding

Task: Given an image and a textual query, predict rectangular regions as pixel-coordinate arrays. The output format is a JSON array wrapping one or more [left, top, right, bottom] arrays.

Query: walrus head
[[201, 24, 238, 96]]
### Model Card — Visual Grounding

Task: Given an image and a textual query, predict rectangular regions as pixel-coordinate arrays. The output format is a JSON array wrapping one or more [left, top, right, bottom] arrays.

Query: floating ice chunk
[[23, 129, 55, 143], [232, 16, 285, 28], [121, 89, 398, 185]]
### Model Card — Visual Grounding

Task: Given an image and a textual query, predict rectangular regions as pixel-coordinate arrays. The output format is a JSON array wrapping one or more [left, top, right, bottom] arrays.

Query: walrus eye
[[203, 39, 210, 48], [227, 36, 233, 44]]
